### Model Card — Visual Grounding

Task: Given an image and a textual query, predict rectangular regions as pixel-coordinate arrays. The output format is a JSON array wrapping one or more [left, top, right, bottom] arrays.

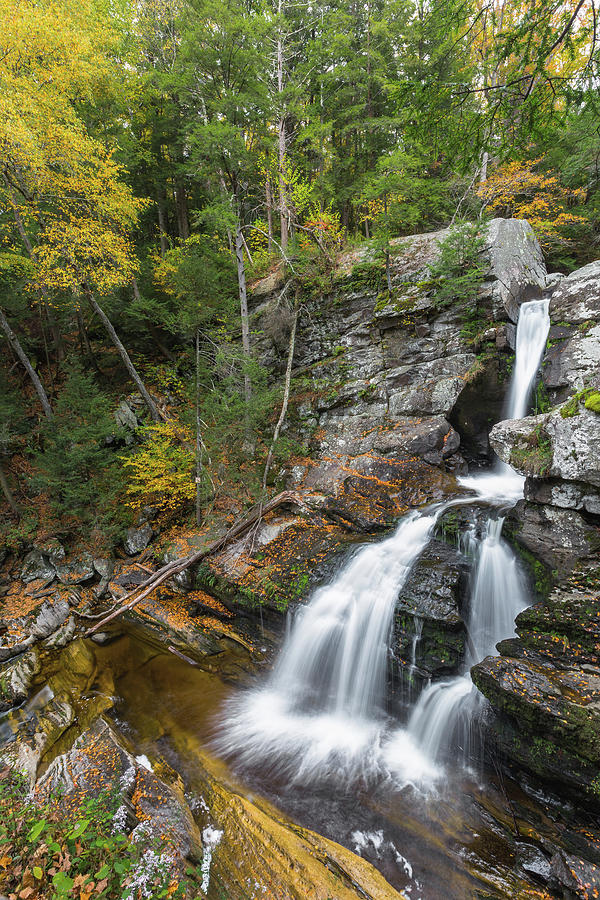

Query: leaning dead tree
[[86, 490, 313, 636]]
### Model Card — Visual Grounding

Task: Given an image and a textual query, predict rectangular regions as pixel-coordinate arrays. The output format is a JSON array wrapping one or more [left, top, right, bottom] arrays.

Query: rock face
[[484, 218, 547, 321], [199, 218, 546, 614], [394, 540, 467, 684], [474, 257, 600, 801], [472, 562, 600, 800]]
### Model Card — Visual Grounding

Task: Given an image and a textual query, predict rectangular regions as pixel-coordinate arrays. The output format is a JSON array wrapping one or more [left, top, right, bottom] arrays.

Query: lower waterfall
[[216, 297, 551, 787]]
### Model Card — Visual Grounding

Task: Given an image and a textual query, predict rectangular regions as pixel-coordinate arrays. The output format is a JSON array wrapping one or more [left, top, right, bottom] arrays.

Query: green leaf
[[68, 818, 90, 839], [33, 866, 43, 879], [48, 841, 61, 853], [52, 871, 74, 893], [27, 819, 47, 842], [95, 863, 111, 879]]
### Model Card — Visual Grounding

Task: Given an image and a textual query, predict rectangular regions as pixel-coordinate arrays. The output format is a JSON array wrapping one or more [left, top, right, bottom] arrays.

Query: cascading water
[[216, 510, 444, 784], [402, 297, 550, 768], [216, 298, 551, 786], [506, 298, 551, 420]]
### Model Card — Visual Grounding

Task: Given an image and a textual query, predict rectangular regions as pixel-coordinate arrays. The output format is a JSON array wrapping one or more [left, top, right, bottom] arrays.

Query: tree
[[32, 361, 126, 530], [0, 0, 160, 421]]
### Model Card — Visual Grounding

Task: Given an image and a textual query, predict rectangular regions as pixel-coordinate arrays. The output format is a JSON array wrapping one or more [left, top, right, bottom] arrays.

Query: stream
[[5, 296, 586, 898]]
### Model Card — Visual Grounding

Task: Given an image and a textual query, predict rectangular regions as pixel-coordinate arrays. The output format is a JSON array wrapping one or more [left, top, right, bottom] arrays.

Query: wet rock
[[0, 649, 40, 712], [192, 747, 404, 899], [43, 615, 76, 649], [450, 354, 513, 463], [394, 540, 467, 679], [550, 851, 600, 898], [20, 550, 56, 585], [55, 553, 95, 585], [508, 501, 600, 572], [0, 691, 74, 787], [124, 523, 154, 556]]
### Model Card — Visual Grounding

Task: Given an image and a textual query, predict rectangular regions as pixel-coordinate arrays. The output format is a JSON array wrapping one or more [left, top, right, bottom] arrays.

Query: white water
[[216, 510, 445, 784], [506, 298, 551, 420], [217, 298, 551, 786], [401, 298, 550, 768]]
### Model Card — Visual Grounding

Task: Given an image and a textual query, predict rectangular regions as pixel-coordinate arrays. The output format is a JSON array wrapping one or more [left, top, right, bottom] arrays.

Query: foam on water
[[216, 298, 551, 788]]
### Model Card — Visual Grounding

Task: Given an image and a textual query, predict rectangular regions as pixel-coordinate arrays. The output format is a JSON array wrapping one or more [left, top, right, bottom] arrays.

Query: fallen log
[[85, 490, 313, 636]]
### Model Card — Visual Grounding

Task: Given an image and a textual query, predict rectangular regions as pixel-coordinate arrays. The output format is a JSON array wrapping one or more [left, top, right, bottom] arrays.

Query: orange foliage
[[478, 158, 587, 249]]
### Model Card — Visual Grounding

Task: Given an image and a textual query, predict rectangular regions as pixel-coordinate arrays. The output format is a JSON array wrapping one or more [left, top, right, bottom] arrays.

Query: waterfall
[[216, 510, 444, 784], [401, 298, 550, 769], [216, 298, 551, 786], [506, 298, 550, 420]]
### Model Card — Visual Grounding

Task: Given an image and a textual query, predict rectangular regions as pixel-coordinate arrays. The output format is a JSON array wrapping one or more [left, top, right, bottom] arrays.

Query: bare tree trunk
[[174, 178, 189, 240], [384, 192, 392, 296], [84, 288, 161, 423], [262, 289, 299, 490], [278, 116, 290, 251], [277, 0, 291, 252], [157, 186, 169, 257], [76, 309, 102, 374], [3, 173, 65, 361], [195, 329, 202, 526], [266, 177, 274, 252], [235, 223, 253, 415], [0, 305, 53, 418], [0, 461, 19, 518]]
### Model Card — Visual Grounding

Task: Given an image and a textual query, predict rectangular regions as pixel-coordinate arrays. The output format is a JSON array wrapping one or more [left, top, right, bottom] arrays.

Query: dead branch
[[85, 490, 313, 636]]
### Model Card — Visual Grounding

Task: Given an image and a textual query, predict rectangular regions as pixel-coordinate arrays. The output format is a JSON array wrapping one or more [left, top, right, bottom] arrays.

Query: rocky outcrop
[[491, 406, 600, 513], [484, 218, 547, 321], [394, 540, 467, 683], [475, 257, 600, 802], [200, 218, 545, 614], [472, 561, 600, 800]]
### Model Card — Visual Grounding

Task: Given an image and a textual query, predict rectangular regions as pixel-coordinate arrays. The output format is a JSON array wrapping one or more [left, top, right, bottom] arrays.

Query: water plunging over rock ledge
[[1, 221, 600, 899]]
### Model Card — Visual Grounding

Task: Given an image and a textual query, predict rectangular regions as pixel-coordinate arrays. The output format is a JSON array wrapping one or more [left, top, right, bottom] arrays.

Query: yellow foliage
[[478, 158, 587, 249], [0, 0, 146, 297], [120, 420, 196, 514]]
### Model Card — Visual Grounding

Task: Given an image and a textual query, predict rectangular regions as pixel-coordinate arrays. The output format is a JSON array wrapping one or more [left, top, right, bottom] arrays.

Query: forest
[[0, 0, 598, 547], [1, 1, 600, 899]]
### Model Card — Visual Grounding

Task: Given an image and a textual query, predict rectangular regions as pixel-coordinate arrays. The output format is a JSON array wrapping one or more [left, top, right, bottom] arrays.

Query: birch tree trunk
[[0, 305, 53, 419], [84, 289, 161, 423]]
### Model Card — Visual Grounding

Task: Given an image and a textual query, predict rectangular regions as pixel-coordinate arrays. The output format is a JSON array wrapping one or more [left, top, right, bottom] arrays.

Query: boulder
[[394, 540, 467, 680], [124, 523, 154, 556], [0, 649, 40, 712], [115, 399, 139, 432], [491, 408, 600, 489], [20, 550, 56, 585], [93, 557, 115, 598], [484, 218, 547, 321], [33, 538, 65, 564], [55, 553, 95, 585], [37, 719, 203, 863]]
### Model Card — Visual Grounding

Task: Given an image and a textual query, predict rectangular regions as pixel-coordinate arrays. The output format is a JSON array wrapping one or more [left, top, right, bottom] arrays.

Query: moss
[[560, 387, 600, 418], [509, 423, 553, 476], [583, 390, 600, 413]]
